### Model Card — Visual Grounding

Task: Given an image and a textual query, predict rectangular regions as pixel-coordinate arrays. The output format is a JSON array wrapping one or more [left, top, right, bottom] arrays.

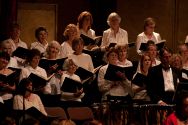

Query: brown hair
[[77, 11, 93, 30]]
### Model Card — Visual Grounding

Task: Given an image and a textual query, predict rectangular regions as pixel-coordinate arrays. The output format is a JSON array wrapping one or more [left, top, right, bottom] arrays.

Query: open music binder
[[39, 58, 67, 74], [104, 64, 134, 81], [75, 66, 102, 82], [61, 77, 83, 93], [0, 70, 20, 86], [12, 47, 31, 59], [131, 72, 147, 87], [139, 40, 166, 51], [28, 73, 54, 91], [80, 34, 102, 46]]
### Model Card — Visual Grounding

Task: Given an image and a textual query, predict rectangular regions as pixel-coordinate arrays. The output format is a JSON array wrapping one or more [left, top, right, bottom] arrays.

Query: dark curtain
[[0, 0, 18, 41]]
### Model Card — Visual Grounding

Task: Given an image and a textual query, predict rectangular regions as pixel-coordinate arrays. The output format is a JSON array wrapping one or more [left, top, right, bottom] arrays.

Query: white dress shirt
[[30, 42, 48, 54], [101, 28, 128, 49], [68, 53, 94, 72], [136, 32, 161, 55]]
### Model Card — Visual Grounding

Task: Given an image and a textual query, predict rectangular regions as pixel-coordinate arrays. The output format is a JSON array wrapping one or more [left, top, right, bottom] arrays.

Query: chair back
[[45, 107, 67, 120], [67, 107, 94, 121]]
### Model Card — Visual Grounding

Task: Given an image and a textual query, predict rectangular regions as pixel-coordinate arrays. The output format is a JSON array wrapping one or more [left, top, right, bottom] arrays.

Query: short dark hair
[[27, 49, 41, 63], [35, 27, 47, 40]]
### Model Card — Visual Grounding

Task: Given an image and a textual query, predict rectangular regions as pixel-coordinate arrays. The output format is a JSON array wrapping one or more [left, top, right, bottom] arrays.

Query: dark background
[[0, 0, 188, 60]]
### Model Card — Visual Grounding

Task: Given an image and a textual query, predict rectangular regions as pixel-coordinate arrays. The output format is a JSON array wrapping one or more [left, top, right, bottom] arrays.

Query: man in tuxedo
[[147, 47, 178, 105]]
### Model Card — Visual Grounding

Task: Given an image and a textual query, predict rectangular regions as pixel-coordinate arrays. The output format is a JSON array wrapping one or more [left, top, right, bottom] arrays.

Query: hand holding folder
[[139, 40, 166, 51], [104, 64, 134, 81], [39, 58, 67, 74], [80, 34, 102, 46]]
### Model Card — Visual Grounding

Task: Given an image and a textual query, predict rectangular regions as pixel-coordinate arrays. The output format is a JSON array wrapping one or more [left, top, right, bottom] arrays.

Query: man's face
[[161, 50, 172, 65]]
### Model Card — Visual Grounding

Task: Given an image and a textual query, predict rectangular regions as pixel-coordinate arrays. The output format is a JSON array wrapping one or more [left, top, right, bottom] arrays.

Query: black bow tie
[[162, 65, 170, 71]]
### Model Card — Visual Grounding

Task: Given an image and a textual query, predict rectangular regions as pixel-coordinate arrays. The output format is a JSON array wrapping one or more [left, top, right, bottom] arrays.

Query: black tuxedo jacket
[[146, 64, 178, 104]]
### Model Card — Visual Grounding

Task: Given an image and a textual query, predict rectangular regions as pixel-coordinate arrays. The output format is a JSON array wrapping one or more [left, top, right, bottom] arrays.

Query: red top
[[163, 112, 178, 125]]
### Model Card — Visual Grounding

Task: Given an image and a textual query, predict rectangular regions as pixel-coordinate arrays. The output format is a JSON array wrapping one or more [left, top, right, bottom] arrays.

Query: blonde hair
[[45, 40, 61, 58], [59, 120, 76, 125], [63, 23, 79, 40]]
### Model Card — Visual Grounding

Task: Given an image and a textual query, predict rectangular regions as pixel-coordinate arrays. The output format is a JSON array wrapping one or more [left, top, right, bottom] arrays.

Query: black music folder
[[128, 42, 135, 48], [104, 64, 134, 81], [131, 73, 147, 87], [28, 73, 54, 91], [39, 58, 67, 74], [12, 47, 30, 59], [75, 67, 94, 81], [139, 40, 166, 51], [156, 40, 166, 50], [61, 77, 83, 93], [108, 43, 117, 48], [80, 34, 102, 46], [0, 71, 20, 86]]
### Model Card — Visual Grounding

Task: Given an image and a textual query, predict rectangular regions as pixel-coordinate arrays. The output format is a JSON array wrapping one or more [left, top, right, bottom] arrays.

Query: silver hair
[[107, 12, 121, 26]]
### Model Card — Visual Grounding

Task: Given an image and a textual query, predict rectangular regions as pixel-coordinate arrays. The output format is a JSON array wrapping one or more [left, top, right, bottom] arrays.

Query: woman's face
[[38, 30, 48, 43], [143, 55, 151, 68], [67, 60, 77, 74], [118, 48, 127, 61], [2, 43, 12, 55], [0, 57, 9, 69], [82, 16, 91, 28], [145, 24, 155, 34], [147, 45, 157, 59], [49, 43, 59, 57], [109, 17, 120, 30], [26, 82, 33, 92], [108, 52, 118, 65], [30, 55, 40, 68], [67, 27, 78, 41]]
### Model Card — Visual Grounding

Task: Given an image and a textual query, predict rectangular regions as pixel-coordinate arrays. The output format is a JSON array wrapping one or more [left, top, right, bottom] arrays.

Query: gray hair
[[107, 12, 121, 26], [63, 58, 77, 71]]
